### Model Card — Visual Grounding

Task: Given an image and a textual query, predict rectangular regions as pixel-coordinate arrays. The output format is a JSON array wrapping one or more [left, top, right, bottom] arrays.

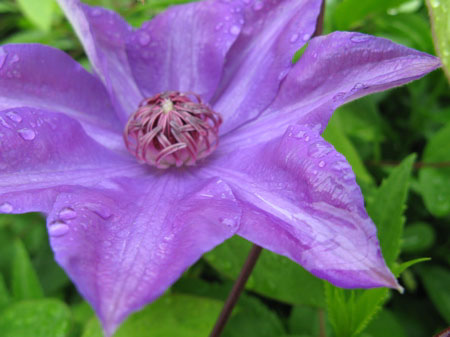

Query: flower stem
[[208, 244, 263, 337], [313, 0, 326, 37]]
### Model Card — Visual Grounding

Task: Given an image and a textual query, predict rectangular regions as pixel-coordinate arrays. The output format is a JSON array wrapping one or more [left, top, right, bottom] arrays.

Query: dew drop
[[6, 111, 22, 123], [290, 33, 299, 43], [59, 207, 77, 221], [318, 160, 326, 168], [0, 202, 13, 213], [302, 33, 310, 41], [91, 206, 112, 220], [350, 35, 371, 43], [138, 32, 150, 46], [332, 92, 346, 102], [253, 1, 263, 10], [352, 82, 369, 90], [91, 8, 102, 16], [304, 135, 310, 142], [230, 25, 240, 35], [10, 54, 19, 63], [221, 218, 236, 227], [48, 221, 69, 237], [0, 116, 11, 129], [17, 128, 36, 140]]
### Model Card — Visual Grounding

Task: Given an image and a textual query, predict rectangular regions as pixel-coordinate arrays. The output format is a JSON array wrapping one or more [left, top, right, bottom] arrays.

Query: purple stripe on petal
[[126, 0, 243, 103], [57, 0, 142, 122], [47, 175, 240, 336], [205, 124, 399, 290], [0, 44, 123, 150], [221, 32, 440, 148], [0, 107, 142, 214], [212, 0, 322, 133]]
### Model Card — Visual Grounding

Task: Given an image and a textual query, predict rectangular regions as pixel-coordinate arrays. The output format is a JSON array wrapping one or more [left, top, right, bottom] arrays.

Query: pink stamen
[[124, 91, 222, 169]]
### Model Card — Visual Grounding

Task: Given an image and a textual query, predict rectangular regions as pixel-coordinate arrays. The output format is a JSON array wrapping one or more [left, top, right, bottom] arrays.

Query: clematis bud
[[124, 91, 222, 169]]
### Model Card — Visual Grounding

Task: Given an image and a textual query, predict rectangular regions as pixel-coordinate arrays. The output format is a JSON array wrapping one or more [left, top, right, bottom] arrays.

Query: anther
[[124, 91, 222, 169]]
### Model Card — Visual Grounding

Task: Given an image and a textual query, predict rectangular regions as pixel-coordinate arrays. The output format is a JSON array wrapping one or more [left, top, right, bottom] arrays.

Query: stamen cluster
[[124, 91, 222, 169]]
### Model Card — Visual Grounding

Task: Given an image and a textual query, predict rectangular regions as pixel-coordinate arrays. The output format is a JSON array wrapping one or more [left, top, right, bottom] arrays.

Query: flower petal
[[57, 0, 142, 122], [206, 124, 399, 289], [0, 44, 123, 150], [47, 175, 240, 336], [0, 107, 141, 214], [212, 0, 322, 133], [230, 32, 441, 145], [126, 0, 243, 103]]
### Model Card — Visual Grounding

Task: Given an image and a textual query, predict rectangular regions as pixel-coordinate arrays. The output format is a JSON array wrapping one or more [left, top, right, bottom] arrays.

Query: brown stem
[[319, 309, 327, 337], [208, 245, 263, 337], [312, 0, 326, 38]]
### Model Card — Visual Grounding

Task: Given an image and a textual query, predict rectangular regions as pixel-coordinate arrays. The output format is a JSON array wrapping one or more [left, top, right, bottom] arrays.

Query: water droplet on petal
[[332, 92, 346, 102], [0, 202, 13, 213], [91, 8, 102, 16], [221, 218, 236, 227], [17, 128, 36, 140], [290, 33, 299, 43], [230, 25, 240, 35], [138, 32, 150, 46], [302, 33, 310, 41], [59, 207, 77, 221], [49, 221, 69, 237], [350, 35, 371, 43], [10, 54, 19, 63], [304, 135, 310, 142], [318, 160, 326, 168], [253, 1, 263, 10], [6, 111, 22, 123], [90, 205, 112, 220], [0, 116, 11, 129], [352, 82, 369, 91]]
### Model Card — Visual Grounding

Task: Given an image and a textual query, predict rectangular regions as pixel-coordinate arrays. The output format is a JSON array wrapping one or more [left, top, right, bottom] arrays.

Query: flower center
[[124, 91, 222, 169]]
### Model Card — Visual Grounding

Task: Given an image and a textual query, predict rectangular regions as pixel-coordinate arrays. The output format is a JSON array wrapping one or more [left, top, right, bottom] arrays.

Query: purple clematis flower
[[0, 0, 440, 335]]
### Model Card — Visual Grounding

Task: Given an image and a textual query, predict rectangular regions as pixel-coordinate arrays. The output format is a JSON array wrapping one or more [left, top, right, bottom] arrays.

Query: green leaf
[[373, 12, 435, 53], [325, 284, 390, 337], [323, 112, 374, 185], [427, 0, 450, 81], [11, 239, 44, 300], [325, 155, 415, 337], [393, 258, 431, 276], [367, 154, 416, 266], [289, 306, 331, 337], [0, 299, 71, 337], [332, 0, 411, 30], [83, 294, 223, 337], [174, 277, 286, 337], [16, 0, 55, 31], [222, 296, 285, 337], [419, 122, 450, 217], [360, 310, 407, 337], [205, 236, 324, 307], [419, 266, 450, 324], [401, 222, 435, 253]]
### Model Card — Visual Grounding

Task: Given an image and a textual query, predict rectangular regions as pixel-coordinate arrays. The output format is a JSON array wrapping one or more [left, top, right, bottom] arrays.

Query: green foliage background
[[0, 0, 449, 336]]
